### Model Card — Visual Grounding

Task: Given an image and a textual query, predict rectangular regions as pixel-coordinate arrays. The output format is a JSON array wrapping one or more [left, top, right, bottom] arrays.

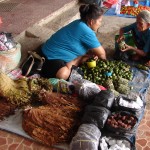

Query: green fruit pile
[[80, 59, 133, 88]]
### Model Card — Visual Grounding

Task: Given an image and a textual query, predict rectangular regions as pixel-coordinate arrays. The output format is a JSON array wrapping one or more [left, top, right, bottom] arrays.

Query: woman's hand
[[117, 35, 124, 43], [145, 60, 150, 67], [120, 44, 133, 52], [80, 54, 91, 63]]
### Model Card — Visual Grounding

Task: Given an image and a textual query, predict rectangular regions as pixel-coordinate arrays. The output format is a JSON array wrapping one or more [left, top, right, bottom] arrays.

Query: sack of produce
[[69, 123, 101, 150], [78, 79, 101, 102], [116, 83, 130, 95], [0, 43, 21, 74], [103, 79, 115, 90], [82, 105, 110, 129], [99, 134, 136, 150], [112, 95, 145, 123], [92, 90, 115, 109], [105, 111, 138, 136]]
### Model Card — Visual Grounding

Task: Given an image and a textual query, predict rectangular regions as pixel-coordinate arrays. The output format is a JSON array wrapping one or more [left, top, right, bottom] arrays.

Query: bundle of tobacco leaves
[[0, 97, 17, 120], [22, 92, 87, 147]]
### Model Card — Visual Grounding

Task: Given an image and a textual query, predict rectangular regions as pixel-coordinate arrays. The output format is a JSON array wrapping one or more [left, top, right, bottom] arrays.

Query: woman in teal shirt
[[116, 10, 150, 65], [40, 4, 106, 80]]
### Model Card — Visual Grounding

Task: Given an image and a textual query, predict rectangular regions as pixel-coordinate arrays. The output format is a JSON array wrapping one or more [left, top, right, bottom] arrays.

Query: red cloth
[[103, 0, 118, 8]]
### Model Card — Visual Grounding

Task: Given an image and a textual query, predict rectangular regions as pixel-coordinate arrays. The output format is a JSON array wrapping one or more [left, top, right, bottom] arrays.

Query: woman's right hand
[[80, 54, 91, 63], [117, 35, 124, 43]]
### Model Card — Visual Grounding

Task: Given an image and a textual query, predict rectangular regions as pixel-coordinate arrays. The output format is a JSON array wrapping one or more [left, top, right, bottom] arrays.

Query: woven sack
[[0, 43, 21, 73]]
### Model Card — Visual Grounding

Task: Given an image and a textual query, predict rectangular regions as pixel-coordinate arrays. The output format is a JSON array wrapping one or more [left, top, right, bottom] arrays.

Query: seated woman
[[116, 10, 150, 65], [40, 4, 106, 80]]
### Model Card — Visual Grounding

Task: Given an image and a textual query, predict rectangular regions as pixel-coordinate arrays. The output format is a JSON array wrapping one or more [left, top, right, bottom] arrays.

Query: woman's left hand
[[145, 60, 150, 67], [120, 44, 133, 52]]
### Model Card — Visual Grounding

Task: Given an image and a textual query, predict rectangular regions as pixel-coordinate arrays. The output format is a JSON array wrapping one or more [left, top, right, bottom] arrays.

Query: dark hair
[[79, 4, 104, 23], [78, 0, 101, 6]]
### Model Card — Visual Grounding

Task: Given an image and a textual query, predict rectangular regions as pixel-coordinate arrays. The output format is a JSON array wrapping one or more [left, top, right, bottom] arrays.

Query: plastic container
[[105, 71, 113, 77], [87, 60, 96, 68]]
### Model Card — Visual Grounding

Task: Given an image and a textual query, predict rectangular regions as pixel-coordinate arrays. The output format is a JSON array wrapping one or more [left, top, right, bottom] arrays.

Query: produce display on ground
[[0, 73, 53, 107], [80, 59, 133, 95], [120, 5, 150, 16]]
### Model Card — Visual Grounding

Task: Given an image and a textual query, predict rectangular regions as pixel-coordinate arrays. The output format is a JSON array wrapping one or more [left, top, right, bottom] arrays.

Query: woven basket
[[0, 43, 21, 74]]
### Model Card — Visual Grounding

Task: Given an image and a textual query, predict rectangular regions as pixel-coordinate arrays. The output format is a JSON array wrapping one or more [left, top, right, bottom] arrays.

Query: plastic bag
[[82, 105, 110, 129], [92, 90, 115, 109], [0, 32, 16, 51], [49, 78, 75, 94], [69, 66, 100, 101], [69, 123, 101, 150], [99, 133, 136, 150], [0, 43, 21, 74], [115, 0, 130, 15], [78, 80, 101, 102], [105, 111, 138, 136], [112, 95, 145, 125]]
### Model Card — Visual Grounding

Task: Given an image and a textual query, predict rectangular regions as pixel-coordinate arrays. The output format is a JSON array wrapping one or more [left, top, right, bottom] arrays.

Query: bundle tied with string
[[70, 123, 101, 150]]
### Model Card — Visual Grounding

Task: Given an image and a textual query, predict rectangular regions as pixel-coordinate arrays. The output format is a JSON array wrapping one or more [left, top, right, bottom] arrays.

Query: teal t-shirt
[[42, 19, 101, 62], [123, 23, 150, 53]]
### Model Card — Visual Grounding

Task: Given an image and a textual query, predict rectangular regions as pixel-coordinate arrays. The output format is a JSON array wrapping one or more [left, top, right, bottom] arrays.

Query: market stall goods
[[70, 123, 101, 150], [22, 92, 87, 146], [0, 73, 53, 107], [80, 59, 133, 95], [120, 5, 150, 16], [0, 97, 17, 120], [106, 111, 138, 136]]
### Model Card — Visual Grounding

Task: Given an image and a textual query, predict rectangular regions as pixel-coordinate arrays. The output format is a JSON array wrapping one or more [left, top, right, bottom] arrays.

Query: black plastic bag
[[82, 105, 110, 129], [92, 90, 115, 109]]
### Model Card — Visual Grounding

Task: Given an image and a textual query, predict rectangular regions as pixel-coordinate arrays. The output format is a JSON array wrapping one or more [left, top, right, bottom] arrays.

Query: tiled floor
[[0, 108, 149, 150], [0, 129, 60, 150]]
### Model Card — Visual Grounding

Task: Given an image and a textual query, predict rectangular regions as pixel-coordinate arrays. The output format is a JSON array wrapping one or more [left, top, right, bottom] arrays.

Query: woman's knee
[[56, 67, 71, 80]]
